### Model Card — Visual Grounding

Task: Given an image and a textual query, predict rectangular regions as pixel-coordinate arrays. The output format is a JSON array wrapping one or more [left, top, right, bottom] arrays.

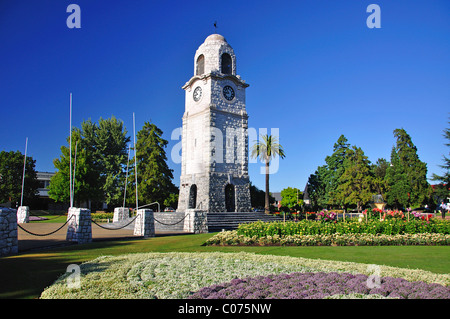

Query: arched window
[[221, 53, 232, 75], [196, 55, 205, 75], [225, 184, 235, 212], [188, 184, 197, 209]]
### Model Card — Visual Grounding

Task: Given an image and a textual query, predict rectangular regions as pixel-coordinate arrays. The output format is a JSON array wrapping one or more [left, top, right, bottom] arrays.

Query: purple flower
[[188, 272, 450, 299]]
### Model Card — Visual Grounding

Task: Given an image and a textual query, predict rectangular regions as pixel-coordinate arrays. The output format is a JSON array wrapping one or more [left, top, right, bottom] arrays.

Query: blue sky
[[0, 0, 449, 193]]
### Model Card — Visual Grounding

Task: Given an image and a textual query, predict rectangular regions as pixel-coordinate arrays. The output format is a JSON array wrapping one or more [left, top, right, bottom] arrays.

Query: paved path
[[17, 221, 188, 253]]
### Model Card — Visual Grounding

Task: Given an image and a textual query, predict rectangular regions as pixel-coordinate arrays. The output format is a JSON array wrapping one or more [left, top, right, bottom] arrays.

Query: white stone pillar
[[183, 209, 208, 233], [0, 208, 18, 256], [113, 207, 129, 222], [17, 206, 29, 224], [133, 209, 155, 238], [66, 207, 92, 244]]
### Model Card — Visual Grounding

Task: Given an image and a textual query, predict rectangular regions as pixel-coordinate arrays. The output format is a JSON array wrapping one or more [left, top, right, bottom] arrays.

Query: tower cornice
[[182, 71, 249, 90]]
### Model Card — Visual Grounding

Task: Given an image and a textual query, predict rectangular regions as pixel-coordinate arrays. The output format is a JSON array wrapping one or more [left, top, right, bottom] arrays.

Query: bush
[[91, 212, 114, 222]]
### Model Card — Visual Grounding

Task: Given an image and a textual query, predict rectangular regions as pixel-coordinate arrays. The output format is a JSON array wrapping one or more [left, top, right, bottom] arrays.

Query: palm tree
[[251, 134, 285, 214]]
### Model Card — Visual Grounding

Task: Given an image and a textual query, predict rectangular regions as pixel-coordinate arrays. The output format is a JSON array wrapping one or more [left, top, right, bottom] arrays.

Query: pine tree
[[325, 135, 350, 205], [335, 146, 374, 212], [372, 158, 389, 200], [306, 135, 350, 210], [127, 122, 177, 208], [306, 165, 328, 210], [432, 117, 450, 201], [385, 128, 431, 208]]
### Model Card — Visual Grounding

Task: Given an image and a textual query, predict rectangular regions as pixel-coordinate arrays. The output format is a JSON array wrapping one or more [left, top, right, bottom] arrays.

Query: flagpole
[[20, 137, 28, 207], [72, 140, 78, 206], [123, 144, 131, 208], [133, 112, 138, 211], [69, 93, 73, 207]]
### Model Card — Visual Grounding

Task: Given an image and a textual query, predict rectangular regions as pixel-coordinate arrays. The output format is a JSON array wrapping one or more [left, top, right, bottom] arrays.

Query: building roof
[[272, 192, 282, 202], [205, 33, 227, 43]]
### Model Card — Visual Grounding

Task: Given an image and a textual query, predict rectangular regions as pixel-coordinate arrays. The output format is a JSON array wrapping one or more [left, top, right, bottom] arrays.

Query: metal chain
[[153, 213, 188, 226], [91, 215, 138, 230], [17, 215, 74, 237]]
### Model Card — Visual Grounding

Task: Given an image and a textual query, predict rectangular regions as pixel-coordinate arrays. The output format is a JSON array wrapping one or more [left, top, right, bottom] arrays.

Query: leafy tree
[[0, 150, 38, 206], [385, 128, 431, 208], [48, 130, 102, 205], [280, 187, 303, 210], [250, 134, 285, 214], [49, 116, 130, 208], [95, 116, 130, 207], [163, 192, 179, 209], [127, 122, 177, 208], [335, 146, 374, 212], [432, 116, 450, 201]]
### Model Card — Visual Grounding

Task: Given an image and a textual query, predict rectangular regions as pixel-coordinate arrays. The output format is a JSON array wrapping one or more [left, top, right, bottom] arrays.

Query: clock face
[[193, 86, 202, 102], [223, 85, 235, 101]]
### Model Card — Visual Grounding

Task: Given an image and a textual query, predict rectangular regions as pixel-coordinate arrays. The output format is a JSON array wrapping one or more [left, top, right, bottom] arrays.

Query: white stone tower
[[177, 34, 251, 212]]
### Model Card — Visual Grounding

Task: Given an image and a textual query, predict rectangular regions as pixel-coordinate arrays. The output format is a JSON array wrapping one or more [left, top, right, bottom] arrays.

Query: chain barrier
[[91, 215, 138, 230], [17, 215, 74, 237], [17, 211, 190, 236], [153, 213, 189, 226]]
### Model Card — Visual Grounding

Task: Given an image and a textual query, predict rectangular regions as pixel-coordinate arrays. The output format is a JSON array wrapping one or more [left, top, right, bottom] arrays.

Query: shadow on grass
[[0, 239, 144, 299], [2, 232, 449, 299]]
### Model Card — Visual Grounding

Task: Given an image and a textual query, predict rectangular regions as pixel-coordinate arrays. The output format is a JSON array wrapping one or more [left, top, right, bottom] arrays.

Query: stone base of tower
[[177, 173, 251, 213]]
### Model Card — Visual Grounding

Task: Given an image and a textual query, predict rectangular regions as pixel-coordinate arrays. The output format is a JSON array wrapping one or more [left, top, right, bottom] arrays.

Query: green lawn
[[30, 215, 67, 223], [0, 232, 448, 299]]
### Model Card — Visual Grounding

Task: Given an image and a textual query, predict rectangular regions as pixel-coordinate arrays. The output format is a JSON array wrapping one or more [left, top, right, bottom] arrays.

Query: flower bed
[[39, 252, 450, 299], [204, 230, 450, 246], [236, 219, 450, 238], [189, 271, 450, 299]]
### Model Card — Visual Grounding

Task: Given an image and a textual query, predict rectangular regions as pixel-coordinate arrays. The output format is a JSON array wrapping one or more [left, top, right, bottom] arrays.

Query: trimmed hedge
[[205, 230, 450, 246], [236, 219, 450, 238]]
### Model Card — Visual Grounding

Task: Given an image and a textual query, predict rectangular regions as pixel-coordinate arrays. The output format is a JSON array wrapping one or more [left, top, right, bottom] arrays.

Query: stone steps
[[108, 212, 283, 233], [207, 212, 283, 232]]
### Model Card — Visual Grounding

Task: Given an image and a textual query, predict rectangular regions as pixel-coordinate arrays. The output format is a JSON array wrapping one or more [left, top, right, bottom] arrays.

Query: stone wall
[[17, 206, 29, 224], [183, 209, 208, 233], [0, 208, 18, 257], [133, 209, 155, 238], [66, 207, 92, 244], [113, 207, 129, 222], [153, 212, 187, 232]]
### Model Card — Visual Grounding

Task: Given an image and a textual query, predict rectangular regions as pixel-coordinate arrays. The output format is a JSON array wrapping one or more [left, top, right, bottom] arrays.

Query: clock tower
[[177, 34, 251, 212]]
